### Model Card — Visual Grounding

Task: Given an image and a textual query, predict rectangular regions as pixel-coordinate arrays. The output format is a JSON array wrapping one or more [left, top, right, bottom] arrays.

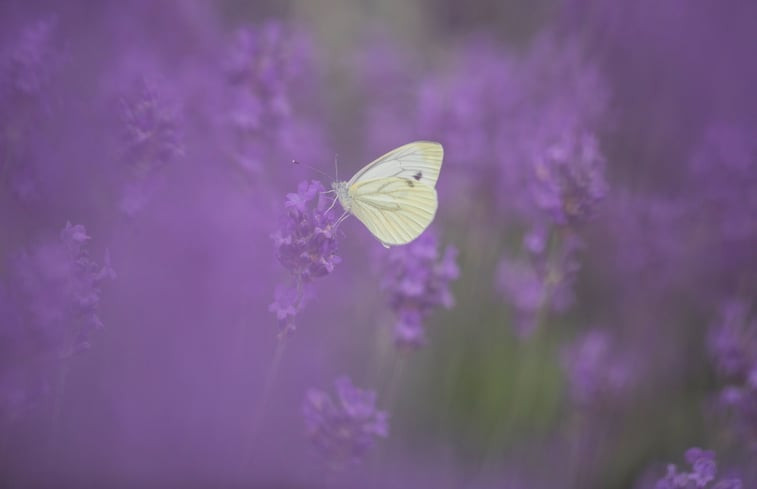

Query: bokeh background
[[1, 1, 755, 487]]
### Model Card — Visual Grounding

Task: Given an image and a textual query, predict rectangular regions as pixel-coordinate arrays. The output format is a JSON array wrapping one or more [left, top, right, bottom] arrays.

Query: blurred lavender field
[[1, 0, 756, 487]]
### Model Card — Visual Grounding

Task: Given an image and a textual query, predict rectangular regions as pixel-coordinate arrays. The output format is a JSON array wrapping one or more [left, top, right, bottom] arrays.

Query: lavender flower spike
[[380, 230, 459, 349], [654, 448, 742, 489], [8, 222, 115, 357], [270, 180, 340, 333], [302, 376, 388, 468]]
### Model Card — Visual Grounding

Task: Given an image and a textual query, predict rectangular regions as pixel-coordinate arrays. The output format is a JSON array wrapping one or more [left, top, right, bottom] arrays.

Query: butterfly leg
[[324, 194, 339, 215], [334, 211, 350, 228]]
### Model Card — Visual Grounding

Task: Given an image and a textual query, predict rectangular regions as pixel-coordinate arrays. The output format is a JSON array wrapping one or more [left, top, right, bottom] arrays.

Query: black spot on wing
[[413, 171, 422, 181]]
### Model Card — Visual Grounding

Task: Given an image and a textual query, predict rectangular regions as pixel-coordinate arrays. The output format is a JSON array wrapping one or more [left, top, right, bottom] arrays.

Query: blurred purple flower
[[6, 222, 115, 357], [1, 17, 60, 98], [686, 448, 717, 487], [561, 329, 636, 407], [222, 21, 326, 179], [119, 76, 183, 176], [401, 35, 609, 222], [708, 299, 757, 447], [303, 375, 388, 468], [497, 229, 582, 337], [117, 76, 184, 215], [0, 17, 62, 202], [708, 300, 755, 378], [271, 180, 340, 334], [380, 231, 459, 349], [529, 129, 607, 225], [687, 122, 757, 282], [653, 448, 741, 489]]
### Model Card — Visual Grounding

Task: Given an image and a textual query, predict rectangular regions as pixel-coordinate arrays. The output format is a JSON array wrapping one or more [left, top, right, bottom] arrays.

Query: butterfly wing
[[348, 177, 438, 246], [348, 141, 443, 189]]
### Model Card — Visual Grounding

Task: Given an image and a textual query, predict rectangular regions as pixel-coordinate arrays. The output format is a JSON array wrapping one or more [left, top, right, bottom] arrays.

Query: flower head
[[270, 181, 340, 334], [120, 76, 183, 177], [7, 223, 115, 357], [1, 17, 60, 98], [653, 448, 740, 489], [302, 376, 388, 468], [708, 299, 757, 447], [529, 128, 608, 225], [561, 329, 636, 407], [380, 230, 459, 348], [272, 180, 340, 283], [223, 21, 325, 179], [497, 229, 582, 337]]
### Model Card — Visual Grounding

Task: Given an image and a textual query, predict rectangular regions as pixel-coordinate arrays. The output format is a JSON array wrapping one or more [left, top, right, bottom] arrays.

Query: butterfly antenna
[[334, 153, 339, 182], [291, 159, 331, 179]]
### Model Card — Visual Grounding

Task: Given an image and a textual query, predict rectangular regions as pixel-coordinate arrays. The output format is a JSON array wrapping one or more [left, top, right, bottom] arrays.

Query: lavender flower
[[222, 21, 326, 179], [303, 376, 388, 468], [497, 229, 582, 337], [528, 128, 608, 225], [270, 180, 340, 333], [561, 329, 636, 407], [0, 17, 62, 202], [687, 122, 757, 282], [272, 180, 340, 283], [654, 448, 741, 489], [1, 17, 60, 98], [7, 222, 115, 357], [708, 300, 757, 447], [407, 35, 609, 221], [709, 301, 755, 378], [380, 230, 459, 348], [117, 76, 184, 215], [119, 77, 183, 177]]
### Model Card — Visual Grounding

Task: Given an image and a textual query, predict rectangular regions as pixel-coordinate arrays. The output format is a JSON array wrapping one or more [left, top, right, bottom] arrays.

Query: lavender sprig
[[655, 448, 742, 489], [303, 376, 388, 468], [270, 180, 340, 335], [379, 231, 459, 349]]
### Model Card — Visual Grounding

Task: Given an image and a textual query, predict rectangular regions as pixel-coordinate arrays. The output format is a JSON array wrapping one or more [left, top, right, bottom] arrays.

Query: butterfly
[[330, 141, 443, 248]]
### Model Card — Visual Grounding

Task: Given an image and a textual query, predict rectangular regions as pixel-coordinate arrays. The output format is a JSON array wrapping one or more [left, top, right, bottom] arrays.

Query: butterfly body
[[332, 141, 443, 247], [332, 180, 353, 212]]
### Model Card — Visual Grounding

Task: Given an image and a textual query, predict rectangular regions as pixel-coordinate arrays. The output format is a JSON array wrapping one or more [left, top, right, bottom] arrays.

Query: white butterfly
[[331, 141, 443, 247]]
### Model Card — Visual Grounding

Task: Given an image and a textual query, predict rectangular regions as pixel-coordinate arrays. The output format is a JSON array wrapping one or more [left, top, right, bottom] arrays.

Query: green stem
[[370, 350, 407, 488], [476, 229, 562, 478]]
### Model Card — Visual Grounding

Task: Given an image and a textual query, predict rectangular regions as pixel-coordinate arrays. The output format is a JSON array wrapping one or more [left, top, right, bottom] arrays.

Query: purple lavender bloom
[[117, 76, 184, 215], [561, 329, 636, 407], [497, 229, 582, 337], [708, 300, 755, 378], [686, 448, 717, 487], [529, 128, 608, 225], [380, 230, 459, 349], [653, 448, 740, 489], [272, 180, 340, 283], [270, 180, 340, 333], [119, 77, 183, 177], [222, 21, 326, 179], [687, 122, 757, 281], [408, 36, 609, 221], [7, 222, 115, 357], [1, 17, 60, 98], [708, 300, 757, 447], [303, 376, 388, 468], [0, 17, 62, 202]]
